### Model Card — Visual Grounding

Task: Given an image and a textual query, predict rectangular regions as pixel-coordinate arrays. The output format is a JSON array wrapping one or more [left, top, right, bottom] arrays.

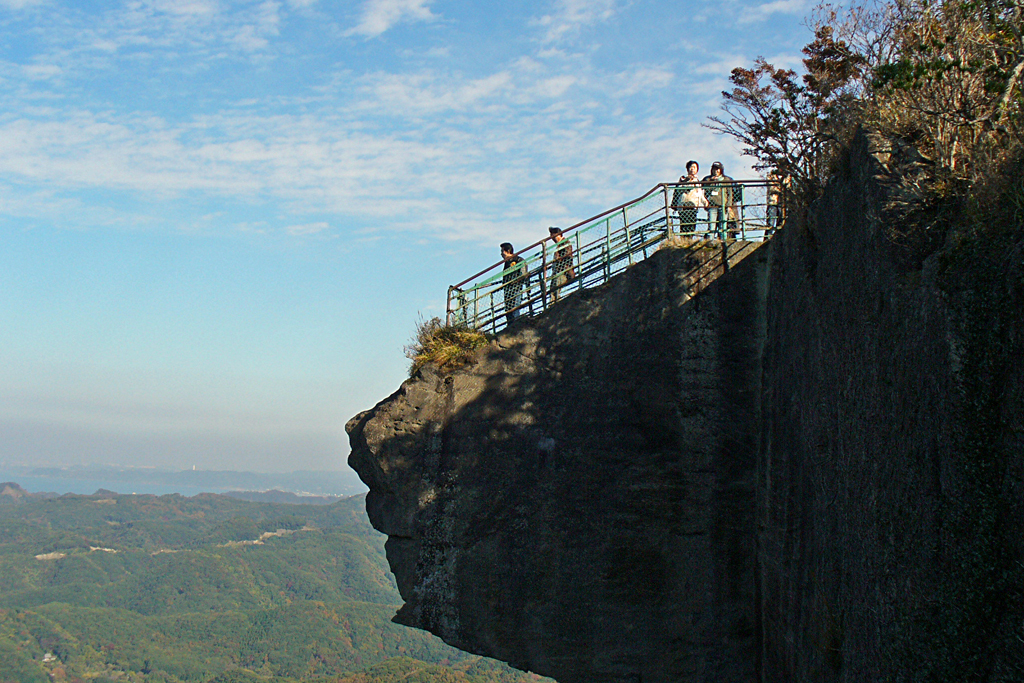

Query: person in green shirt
[[500, 242, 528, 323], [548, 227, 575, 303]]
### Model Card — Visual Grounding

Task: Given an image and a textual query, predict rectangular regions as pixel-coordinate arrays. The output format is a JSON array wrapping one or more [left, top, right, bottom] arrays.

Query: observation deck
[[447, 179, 785, 333]]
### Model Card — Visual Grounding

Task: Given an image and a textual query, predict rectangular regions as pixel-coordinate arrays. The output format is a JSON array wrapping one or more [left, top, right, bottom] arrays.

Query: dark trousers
[[677, 207, 699, 234], [504, 291, 521, 324], [708, 206, 726, 239], [766, 204, 782, 233]]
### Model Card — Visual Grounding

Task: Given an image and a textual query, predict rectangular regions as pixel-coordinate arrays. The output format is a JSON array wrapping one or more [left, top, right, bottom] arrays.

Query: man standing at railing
[[548, 227, 575, 303], [702, 161, 735, 240], [500, 242, 528, 324]]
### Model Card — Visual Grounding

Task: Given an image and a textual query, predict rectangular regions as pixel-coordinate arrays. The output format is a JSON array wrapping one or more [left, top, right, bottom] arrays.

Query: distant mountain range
[[0, 465, 368, 498], [222, 489, 344, 505], [0, 482, 343, 506]]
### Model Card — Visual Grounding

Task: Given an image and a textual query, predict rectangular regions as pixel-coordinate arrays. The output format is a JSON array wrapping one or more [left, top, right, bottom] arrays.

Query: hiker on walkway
[[702, 161, 735, 240], [766, 169, 787, 235], [670, 160, 708, 235], [500, 242, 528, 324], [548, 227, 575, 303]]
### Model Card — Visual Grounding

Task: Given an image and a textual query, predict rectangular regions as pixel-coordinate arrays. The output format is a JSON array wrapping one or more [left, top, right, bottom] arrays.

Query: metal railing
[[446, 179, 785, 333]]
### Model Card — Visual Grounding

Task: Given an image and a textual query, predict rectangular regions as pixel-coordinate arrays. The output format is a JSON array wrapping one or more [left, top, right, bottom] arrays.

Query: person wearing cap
[[547, 227, 574, 303], [701, 161, 735, 239], [670, 160, 708, 235], [500, 242, 529, 324]]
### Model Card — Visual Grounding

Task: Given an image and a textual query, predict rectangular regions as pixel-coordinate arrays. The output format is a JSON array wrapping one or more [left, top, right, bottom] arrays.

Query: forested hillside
[[0, 485, 550, 683]]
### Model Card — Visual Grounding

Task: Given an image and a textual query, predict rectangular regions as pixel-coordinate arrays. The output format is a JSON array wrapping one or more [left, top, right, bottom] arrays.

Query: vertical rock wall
[[757, 135, 1024, 681]]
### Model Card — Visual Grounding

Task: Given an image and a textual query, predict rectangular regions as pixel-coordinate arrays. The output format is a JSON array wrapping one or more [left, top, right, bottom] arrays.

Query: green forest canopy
[[0, 486, 551, 683]]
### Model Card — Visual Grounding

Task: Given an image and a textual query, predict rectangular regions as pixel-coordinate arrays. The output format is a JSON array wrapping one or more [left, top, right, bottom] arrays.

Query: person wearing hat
[[547, 227, 575, 303], [701, 161, 735, 240]]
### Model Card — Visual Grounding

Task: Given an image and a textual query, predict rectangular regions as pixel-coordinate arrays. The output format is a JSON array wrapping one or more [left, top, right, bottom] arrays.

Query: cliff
[[347, 134, 1024, 682]]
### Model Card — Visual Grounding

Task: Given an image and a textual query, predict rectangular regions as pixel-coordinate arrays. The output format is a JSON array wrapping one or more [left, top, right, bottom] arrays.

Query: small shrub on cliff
[[405, 317, 487, 376]]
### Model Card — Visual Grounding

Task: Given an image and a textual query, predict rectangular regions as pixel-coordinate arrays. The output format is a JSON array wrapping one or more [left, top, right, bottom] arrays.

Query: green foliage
[[258, 516, 307, 532], [866, 0, 1024, 176], [207, 517, 262, 544], [0, 492, 549, 683], [336, 657, 464, 683], [707, 24, 867, 199], [405, 317, 488, 376], [206, 670, 300, 683], [333, 656, 549, 683], [0, 627, 48, 683], [710, 0, 1024, 222]]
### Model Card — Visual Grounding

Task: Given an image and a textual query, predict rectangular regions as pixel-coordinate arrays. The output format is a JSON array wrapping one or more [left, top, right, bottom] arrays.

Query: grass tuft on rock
[[405, 317, 487, 376]]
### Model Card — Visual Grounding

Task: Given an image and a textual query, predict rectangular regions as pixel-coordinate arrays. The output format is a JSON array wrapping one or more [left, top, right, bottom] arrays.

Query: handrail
[[447, 178, 785, 332], [452, 182, 666, 290]]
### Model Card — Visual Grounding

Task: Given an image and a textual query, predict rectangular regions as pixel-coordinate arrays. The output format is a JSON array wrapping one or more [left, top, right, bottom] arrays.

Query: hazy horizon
[[0, 461, 353, 474], [0, 462, 368, 497]]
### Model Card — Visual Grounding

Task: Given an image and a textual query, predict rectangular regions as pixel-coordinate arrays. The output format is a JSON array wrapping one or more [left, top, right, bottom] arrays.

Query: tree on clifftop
[[709, 0, 1024, 204]]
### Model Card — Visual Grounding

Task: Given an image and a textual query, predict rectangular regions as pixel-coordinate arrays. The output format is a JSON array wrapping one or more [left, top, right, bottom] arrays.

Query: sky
[[0, 0, 815, 474]]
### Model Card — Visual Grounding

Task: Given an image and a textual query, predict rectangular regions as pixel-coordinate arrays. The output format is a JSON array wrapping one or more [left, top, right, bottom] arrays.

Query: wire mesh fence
[[447, 179, 783, 333]]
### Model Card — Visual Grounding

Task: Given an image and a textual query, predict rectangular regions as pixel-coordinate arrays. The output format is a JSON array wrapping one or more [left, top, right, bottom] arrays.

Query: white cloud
[[534, 0, 617, 44], [0, 0, 46, 9], [23, 63, 62, 80], [739, 0, 811, 25], [361, 70, 514, 114], [228, 1, 282, 51], [146, 0, 220, 18], [0, 2, 767, 244], [13, 0, 285, 70], [0, 94, 748, 245], [348, 0, 435, 38], [350, 63, 596, 118], [90, 39, 119, 52], [528, 74, 576, 99], [694, 55, 751, 77], [286, 221, 330, 235]]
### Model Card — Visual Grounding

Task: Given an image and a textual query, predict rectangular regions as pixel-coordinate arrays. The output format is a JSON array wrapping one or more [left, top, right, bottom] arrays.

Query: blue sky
[[0, 0, 813, 473]]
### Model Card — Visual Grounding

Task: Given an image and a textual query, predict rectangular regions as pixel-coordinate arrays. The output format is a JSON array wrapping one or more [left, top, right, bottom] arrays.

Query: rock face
[[348, 240, 769, 683], [756, 136, 1024, 681], [347, 135, 1024, 682]]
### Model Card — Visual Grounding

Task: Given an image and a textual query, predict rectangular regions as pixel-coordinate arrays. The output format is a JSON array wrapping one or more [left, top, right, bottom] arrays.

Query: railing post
[[740, 198, 746, 241], [473, 286, 479, 327], [446, 286, 454, 326], [490, 290, 497, 334], [623, 207, 632, 266], [598, 219, 606, 282], [540, 241, 548, 310], [781, 186, 787, 233], [663, 185, 673, 238], [574, 231, 582, 292]]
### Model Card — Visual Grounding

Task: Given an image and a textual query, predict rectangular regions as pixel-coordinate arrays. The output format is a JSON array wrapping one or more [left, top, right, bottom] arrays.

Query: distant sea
[[0, 466, 368, 498]]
